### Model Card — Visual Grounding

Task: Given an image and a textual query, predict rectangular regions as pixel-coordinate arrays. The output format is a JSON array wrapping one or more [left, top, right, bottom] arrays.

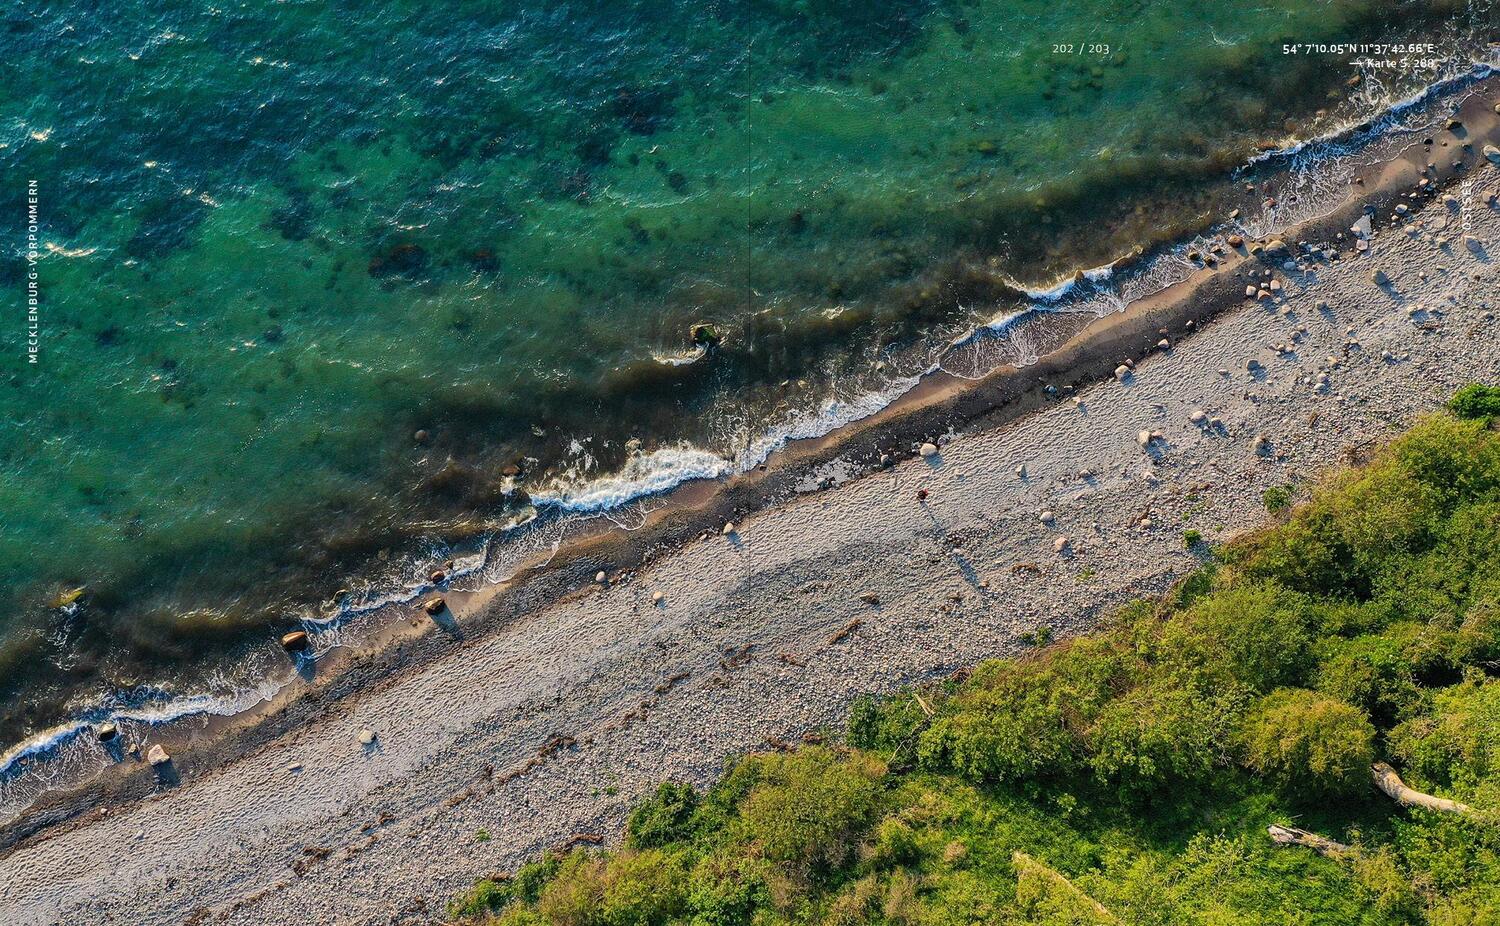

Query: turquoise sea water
[[0, 1, 1492, 745]]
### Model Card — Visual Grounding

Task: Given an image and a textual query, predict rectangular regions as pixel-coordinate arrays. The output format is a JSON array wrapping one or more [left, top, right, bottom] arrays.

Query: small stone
[[595, 571, 607, 584], [1157, 338, 1171, 350], [429, 569, 447, 583], [1484, 144, 1500, 165], [1372, 269, 1390, 286], [146, 744, 170, 767], [1052, 536, 1069, 553], [1466, 235, 1483, 252], [1114, 363, 1131, 380], [1038, 510, 1055, 525], [287, 762, 303, 772], [722, 521, 736, 535], [919, 442, 939, 457], [1014, 463, 1027, 478], [651, 591, 664, 604], [413, 429, 430, 444], [1137, 430, 1153, 448], [358, 729, 376, 746], [1227, 234, 1245, 248], [1189, 409, 1207, 425]]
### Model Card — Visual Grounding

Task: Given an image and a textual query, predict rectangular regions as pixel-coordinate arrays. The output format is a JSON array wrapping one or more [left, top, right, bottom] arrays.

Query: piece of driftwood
[[1372, 762, 1473, 816], [1012, 852, 1120, 925], [1267, 824, 1349, 857]]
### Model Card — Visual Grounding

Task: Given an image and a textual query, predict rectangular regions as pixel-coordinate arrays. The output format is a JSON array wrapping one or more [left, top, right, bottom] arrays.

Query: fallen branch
[[1372, 762, 1473, 816], [1012, 852, 1120, 925], [1267, 824, 1349, 858]]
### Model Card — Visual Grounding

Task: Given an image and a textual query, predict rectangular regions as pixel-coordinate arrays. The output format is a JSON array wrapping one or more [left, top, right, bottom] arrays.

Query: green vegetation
[[449, 411, 1500, 925], [1182, 529, 1203, 550], [1262, 484, 1296, 515], [1449, 384, 1500, 422]]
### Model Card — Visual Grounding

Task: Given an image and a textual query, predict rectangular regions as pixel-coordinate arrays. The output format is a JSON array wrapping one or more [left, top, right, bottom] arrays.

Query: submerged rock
[[689, 323, 723, 346]]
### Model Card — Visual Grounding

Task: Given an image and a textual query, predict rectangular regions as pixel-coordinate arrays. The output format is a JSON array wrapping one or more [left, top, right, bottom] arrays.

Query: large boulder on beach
[[280, 630, 310, 652], [146, 744, 170, 767]]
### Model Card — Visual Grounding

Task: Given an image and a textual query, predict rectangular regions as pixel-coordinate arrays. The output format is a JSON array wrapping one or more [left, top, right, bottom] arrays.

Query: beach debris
[[859, 591, 880, 605], [280, 630, 310, 652], [1038, 510, 1056, 525], [827, 619, 863, 645], [1484, 144, 1500, 165], [1052, 536, 1070, 554], [358, 729, 376, 746], [146, 744, 171, 767], [595, 570, 607, 584], [722, 521, 736, 536], [96, 722, 119, 743], [423, 596, 446, 616], [915, 489, 929, 501], [287, 762, 303, 772], [918, 442, 939, 457]]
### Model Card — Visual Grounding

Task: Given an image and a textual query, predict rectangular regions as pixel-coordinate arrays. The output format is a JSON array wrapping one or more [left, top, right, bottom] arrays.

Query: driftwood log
[[1372, 762, 1473, 816], [1267, 824, 1349, 857]]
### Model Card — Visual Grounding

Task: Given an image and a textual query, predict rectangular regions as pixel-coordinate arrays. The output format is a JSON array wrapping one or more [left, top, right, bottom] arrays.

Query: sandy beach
[[4, 85, 1500, 926]]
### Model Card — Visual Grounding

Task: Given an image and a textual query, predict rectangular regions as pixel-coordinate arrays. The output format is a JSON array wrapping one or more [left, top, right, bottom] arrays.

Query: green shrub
[[1448, 383, 1500, 421], [1183, 529, 1204, 549], [734, 747, 885, 871], [1263, 484, 1295, 514], [1238, 688, 1375, 798], [625, 782, 699, 850]]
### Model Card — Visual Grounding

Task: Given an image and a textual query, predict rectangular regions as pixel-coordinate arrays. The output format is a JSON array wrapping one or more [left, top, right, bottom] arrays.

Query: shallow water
[[1, 1, 1492, 746]]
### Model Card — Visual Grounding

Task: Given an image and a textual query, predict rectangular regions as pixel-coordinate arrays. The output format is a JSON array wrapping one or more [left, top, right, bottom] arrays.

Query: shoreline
[[3, 73, 1500, 926], [4, 68, 1498, 849], [4, 58, 1492, 789]]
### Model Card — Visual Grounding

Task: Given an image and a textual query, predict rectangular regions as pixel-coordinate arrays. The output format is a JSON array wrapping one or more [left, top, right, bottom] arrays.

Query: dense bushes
[[450, 410, 1500, 925]]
